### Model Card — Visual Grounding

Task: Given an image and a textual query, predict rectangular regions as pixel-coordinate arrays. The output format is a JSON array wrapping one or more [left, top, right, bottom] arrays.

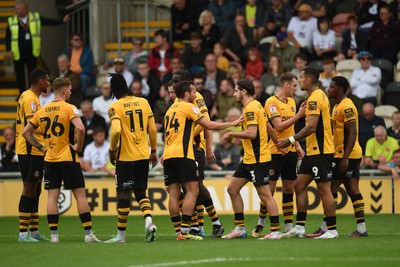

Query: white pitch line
[[129, 257, 400, 267]]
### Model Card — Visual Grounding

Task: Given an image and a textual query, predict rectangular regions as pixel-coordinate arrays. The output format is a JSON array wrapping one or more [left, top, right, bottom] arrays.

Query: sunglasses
[[360, 57, 371, 61], [133, 42, 142, 46]]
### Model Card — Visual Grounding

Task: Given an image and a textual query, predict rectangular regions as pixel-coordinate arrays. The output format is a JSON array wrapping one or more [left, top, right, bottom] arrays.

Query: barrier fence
[[0, 171, 399, 216]]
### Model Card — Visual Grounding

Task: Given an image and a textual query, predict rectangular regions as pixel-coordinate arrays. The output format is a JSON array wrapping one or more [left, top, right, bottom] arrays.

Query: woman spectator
[[198, 10, 221, 50], [312, 17, 336, 60], [226, 64, 243, 85], [261, 55, 284, 95]]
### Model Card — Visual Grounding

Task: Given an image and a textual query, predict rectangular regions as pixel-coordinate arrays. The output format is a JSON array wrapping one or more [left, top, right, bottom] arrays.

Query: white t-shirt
[[313, 29, 336, 51], [92, 95, 117, 124], [288, 16, 318, 52], [83, 140, 110, 169], [350, 66, 382, 99], [40, 92, 54, 107], [158, 50, 167, 72]]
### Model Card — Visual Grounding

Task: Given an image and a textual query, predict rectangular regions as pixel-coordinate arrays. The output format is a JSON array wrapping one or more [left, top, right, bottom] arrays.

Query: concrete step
[[0, 88, 19, 96], [120, 20, 170, 29], [0, 1, 15, 8], [0, 112, 15, 120]]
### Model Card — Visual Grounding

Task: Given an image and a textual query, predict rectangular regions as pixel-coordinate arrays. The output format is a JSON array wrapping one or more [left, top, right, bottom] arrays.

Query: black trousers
[[14, 56, 37, 95]]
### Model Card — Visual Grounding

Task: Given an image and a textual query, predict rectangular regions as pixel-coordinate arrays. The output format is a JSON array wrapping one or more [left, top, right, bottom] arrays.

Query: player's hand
[[297, 102, 307, 118], [206, 149, 216, 165], [40, 146, 47, 155], [232, 115, 244, 126], [149, 151, 158, 168], [63, 14, 70, 23], [109, 150, 116, 166], [296, 146, 305, 160], [339, 158, 349, 175], [277, 138, 291, 149], [221, 132, 231, 143], [70, 143, 82, 153], [278, 147, 288, 155]]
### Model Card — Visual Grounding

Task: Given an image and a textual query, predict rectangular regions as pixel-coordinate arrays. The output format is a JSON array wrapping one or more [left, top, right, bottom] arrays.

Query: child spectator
[[378, 149, 400, 179], [214, 42, 230, 72], [319, 58, 341, 90], [81, 127, 110, 172], [387, 111, 400, 140], [245, 47, 264, 80]]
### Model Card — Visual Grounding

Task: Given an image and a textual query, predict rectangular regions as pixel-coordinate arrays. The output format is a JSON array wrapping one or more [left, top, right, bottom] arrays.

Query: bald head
[[374, 125, 387, 144], [362, 102, 375, 121]]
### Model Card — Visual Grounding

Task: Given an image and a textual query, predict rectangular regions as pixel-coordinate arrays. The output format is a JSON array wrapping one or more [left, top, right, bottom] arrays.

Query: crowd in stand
[[2, 0, 400, 177]]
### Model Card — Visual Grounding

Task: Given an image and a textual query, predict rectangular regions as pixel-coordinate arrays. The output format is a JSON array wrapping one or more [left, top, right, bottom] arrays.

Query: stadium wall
[[0, 177, 398, 216]]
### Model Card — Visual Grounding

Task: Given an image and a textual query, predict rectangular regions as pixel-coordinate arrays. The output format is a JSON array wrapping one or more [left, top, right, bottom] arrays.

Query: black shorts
[[233, 161, 272, 186], [115, 160, 149, 191], [269, 152, 298, 181], [164, 158, 197, 186], [298, 154, 333, 183], [194, 146, 205, 180], [18, 155, 44, 182], [332, 158, 361, 180], [44, 161, 85, 190]]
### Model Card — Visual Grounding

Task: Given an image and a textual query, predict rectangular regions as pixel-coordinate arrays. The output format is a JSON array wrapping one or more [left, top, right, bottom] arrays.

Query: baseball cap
[[298, 4, 312, 13], [358, 51, 373, 60], [190, 31, 202, 40], [113, 57, 124, 64], [276, 31, 287, 41]]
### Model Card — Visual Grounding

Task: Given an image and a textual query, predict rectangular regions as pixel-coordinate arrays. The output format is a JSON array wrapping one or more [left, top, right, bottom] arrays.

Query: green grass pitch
[[0, 214, 399, 267]]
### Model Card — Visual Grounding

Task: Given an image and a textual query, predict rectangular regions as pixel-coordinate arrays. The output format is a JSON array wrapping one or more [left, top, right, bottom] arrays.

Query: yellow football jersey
[[331, 98, 362, 159], [108, 96, 155, 161], [16, 89, 44, 156], [163, 101, 204, 160], [305, 89, 334, 156], [242, 100, 271, 164], [265, 95, 296, 154], [29, 101, 81, 162]]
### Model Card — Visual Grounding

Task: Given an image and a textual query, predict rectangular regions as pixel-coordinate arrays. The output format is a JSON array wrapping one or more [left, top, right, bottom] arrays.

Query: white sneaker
[[221, 228, 247, 239], [145, 223, 157, 242], [281, 227, 305, 238], [85, 233, 102, 243], [258, 232, 282, 240], [314, 230, 339, 239], [50, 234, 59, 243], [104, 236, 126, 243]]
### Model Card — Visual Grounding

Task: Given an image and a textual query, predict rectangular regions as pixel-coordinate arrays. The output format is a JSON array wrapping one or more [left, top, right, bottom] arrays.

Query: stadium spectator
[[378, 149, 400, 179], [153, 83, 172, 132], [295, 0, 328, 18], [198, 10, 221, 50], [148, 29, 180, 78], [221, 13, 255, 65], [213, 42, 230, 73], [227, 64, 243, 85], [39, 85, 54, 107], [5, 1, 69, 95], [130, 79, 143, 97], [193, 72, 213, 111], [261, 0, 291, 38], [287, 4, 318, 57], [50, 54, 81, 107], [270, 31, 299, 72], [64, 32, 95, 96], [387, 111, 400, 140], [363, 126, 399, 169], [208, 0, 237, 33], [369, 5, 400, 64], [181, 31, 211, 75], [261, 55, 284, 95], [92, 81, 116, 126], [358, 102, 386, 158], [319, 58, 341, 90], [349, 51, 382, 106], [290, 52, 308, 104], [211, 78, 242, 121], [338, 15, 369, 61], [133, 61, 161, 108], [106, 57, 133, 89], [253, 79, 270, 107], [80, 100, 108, 154], [202, 53, 227, 95], [81, 127, 109, 172], [245, 47, 264, 80], [312, 17, 336, 60], [238, 0, 267, 41], [0, 127, 19, 172], [161, 56, 182, 84], [209, 129, 241, 171], [170, 0, 196, 41], [354, 0, 383, 29]]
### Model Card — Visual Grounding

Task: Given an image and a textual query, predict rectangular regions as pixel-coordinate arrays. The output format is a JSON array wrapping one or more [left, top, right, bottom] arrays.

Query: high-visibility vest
[[8, 12, 41, 60]]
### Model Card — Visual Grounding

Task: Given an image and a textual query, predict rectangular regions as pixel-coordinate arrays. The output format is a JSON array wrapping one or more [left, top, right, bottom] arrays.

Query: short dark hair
[[317, 17, 331, 32], [280, 72, 297, 85], [394, 148, 400, 155], [174, 81, 194, 98], [193, 71, 205, 80], [29, 68, 48, 85], [93, 126, 106, 136], [294, 52, 308, 62], [303, 67, 320, 84], [172, 69, 192, 84], [331, 76, 349, 93], [154, 29, 168, 38], [52, 77, 71, 92], [236, 79, 255, 95]]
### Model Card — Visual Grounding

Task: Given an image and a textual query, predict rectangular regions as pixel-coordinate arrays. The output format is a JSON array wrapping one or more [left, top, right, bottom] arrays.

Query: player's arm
[[278, 114, 319, 149], [340, 120, 357, 174], [223, 125, 258, 140], [197, 115, 242, 131], [200, 111, 216, 164], [147, 115, 158, 168], [109, 118, 121, 165], [71, 117, 85, 153], [270, 102, 306, 131], [22, 122, 47, 154]]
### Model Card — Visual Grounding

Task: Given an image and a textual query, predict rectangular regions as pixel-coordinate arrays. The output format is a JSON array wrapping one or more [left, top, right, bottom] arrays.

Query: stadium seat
[[259, 36, 276, 64], [383, 82, 400, 110], [375, 104, 398, 128], [336, 59, 360, 80], [395, 61, 400, 82], [332, 13, 352, 35], [371, 58, 394, 90], [308, 60, 323, 72], [259, 36, 276, 45]]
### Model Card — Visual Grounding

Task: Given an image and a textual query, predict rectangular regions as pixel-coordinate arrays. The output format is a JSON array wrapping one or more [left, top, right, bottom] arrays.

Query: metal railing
[[65, 0, 91, 46]]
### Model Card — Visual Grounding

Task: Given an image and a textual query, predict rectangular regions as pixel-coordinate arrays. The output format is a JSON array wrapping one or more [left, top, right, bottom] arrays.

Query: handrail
[[65, 0, 90, 13]]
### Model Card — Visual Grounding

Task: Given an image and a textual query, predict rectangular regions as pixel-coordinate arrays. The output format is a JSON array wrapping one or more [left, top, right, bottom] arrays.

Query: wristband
[[289, 136, 296, 144], [151, 149, 156, 153]]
